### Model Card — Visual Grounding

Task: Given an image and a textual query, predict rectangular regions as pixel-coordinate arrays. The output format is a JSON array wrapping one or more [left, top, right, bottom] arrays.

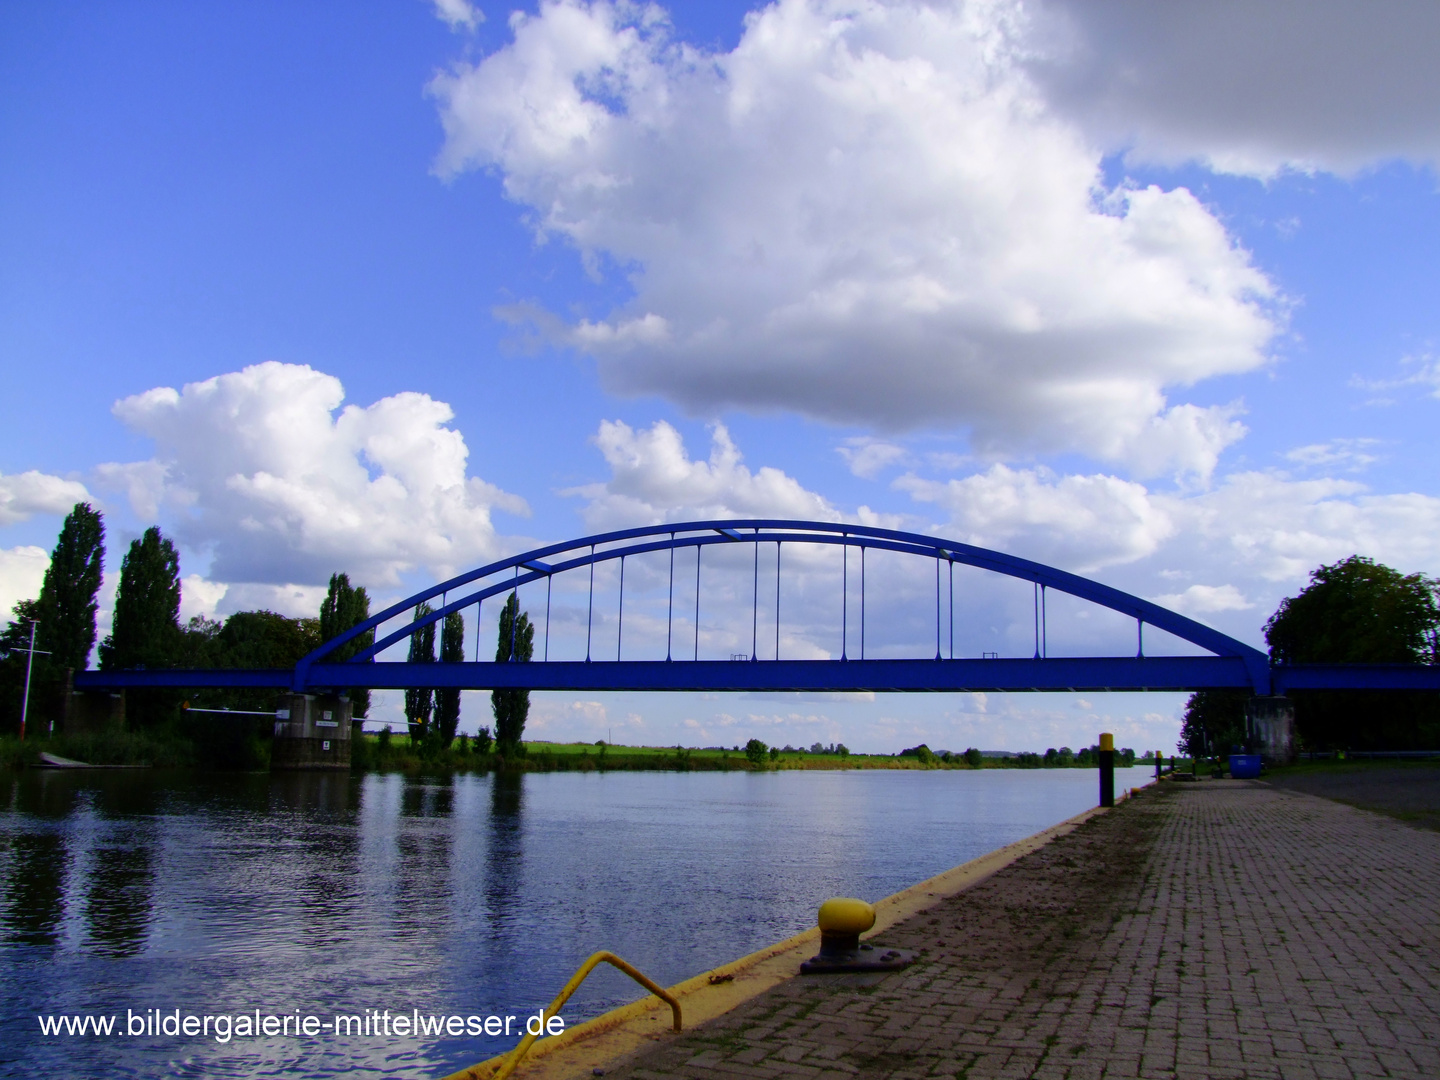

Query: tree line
[[2, 502, 539, 757], [0, 504, 376, 735], [1180, 555, 1440, 754]]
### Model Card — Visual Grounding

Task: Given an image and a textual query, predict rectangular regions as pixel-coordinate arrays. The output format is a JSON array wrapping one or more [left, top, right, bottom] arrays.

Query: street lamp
[[17, 620, 50, 742]]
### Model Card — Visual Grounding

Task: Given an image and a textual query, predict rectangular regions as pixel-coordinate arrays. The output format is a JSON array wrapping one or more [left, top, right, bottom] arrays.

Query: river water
[[1, 767, 1114, 1078]]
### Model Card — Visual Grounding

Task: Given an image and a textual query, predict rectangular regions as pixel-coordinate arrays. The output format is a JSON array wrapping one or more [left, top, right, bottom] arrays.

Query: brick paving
[[607, 782, 1440, 1080]]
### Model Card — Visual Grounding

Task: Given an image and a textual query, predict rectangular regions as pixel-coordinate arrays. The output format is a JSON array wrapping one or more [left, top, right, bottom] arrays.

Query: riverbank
[[0, 727, 197, 770], [476, 777, 1440, 1080], [418, 740, 1140, 774], [1, 731, 1148, 774]]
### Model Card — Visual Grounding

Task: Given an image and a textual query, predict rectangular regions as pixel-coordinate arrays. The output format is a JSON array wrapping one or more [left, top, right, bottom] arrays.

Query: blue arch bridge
[[75, 519, 1440, 701]]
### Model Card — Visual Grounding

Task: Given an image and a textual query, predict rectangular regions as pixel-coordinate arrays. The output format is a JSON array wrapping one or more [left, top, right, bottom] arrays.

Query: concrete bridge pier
[[1246, 695, 1297, 764], [272, 693, 352, 770], [61, 669, 125, 737]]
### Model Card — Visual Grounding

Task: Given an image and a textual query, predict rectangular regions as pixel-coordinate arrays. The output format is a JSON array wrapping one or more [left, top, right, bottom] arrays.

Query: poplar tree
[[319, 572, 373, 718], [491, 592, 534, 751], [99, 526, 181, 672], [434, 610, 465, 748], [35, 502, 105, 671], [98, 526, 181, 728], [404, 602, 436, 742]]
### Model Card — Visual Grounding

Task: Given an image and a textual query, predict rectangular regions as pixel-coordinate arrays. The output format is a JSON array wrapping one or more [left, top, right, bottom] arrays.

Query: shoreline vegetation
[[0, 729, 1143, 775], [10, 727, 1435, 781]]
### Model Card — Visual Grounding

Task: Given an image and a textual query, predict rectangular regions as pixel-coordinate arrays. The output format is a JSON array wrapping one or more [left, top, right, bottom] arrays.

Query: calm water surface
[[1, 767, 1114, 1078]]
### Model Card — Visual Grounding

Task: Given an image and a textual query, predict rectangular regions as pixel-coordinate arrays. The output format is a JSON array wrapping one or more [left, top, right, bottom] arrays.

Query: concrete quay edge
[[438, 798, 1116, 1080]]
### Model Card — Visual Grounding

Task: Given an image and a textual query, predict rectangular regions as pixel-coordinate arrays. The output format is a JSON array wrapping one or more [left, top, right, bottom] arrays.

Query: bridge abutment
[[271, 693, 352, 771], [1246, 696, 1297, 764]]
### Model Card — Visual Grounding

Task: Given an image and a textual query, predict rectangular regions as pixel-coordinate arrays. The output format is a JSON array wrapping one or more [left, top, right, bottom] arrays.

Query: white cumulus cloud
[[430, 0, 1278, 476], [897, 463, 1176, 573], [897, 458, 1440, 649], [100, 362, 528, 590], [837, 438, 908, 479], [569, 419, 839, 531], [178, 574, 229, 623], [0, 546, 49, 623], [1152, 584, 1253, 616], [1165, 472, 1440, 588], [433, 0, 483, 33], [0, 471, 91, 527], [1283, 439, 1382, 473]]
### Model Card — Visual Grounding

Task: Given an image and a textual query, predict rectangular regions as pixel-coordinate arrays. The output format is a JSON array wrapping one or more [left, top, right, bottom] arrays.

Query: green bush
[[900, 743, 937, 765], [188, 712, 268, 770]]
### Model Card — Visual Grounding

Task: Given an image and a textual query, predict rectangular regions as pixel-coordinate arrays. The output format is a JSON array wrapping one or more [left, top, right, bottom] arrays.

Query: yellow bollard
[[801, 898, 911, 974], [1098, 732, 1115, 807]]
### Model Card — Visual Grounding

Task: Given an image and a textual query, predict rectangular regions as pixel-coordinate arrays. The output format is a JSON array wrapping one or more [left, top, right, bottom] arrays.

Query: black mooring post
[[1099, 732, 1115, 808]]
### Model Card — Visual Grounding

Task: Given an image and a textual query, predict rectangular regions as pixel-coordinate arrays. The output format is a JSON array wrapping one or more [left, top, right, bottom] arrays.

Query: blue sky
[[3, 0, 1438, 753]]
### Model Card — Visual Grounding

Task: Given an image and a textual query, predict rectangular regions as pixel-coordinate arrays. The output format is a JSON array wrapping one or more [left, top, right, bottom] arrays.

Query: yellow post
[[1098, 732, 1115, 807]]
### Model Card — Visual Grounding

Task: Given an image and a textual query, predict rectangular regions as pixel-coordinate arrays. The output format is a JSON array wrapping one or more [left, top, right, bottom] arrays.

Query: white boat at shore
[[34, 751, 148, 770]]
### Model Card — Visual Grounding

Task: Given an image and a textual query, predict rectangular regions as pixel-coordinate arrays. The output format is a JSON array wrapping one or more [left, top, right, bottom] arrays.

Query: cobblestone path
[[608, 782, 1440, 1080]]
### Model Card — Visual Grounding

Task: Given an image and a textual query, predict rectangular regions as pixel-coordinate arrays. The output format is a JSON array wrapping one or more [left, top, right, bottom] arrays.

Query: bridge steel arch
[[75, 518, 1365, 698], [296, 518, 1275, 694]]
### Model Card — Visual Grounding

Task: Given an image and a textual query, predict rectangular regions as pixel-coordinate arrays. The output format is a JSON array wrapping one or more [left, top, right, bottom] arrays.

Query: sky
[[2, 0, 1438, 754]]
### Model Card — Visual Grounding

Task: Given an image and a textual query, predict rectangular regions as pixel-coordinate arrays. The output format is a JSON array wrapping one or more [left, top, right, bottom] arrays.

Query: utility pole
[[18, 620, 50, 742]]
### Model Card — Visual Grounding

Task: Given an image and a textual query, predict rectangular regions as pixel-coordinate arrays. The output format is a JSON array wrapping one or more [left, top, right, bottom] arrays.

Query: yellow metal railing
[[490, 951, 682, 1080]]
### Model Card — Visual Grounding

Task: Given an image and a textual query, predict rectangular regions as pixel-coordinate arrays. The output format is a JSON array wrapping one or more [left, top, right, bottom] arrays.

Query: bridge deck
[[71, 658, 1440, 695]]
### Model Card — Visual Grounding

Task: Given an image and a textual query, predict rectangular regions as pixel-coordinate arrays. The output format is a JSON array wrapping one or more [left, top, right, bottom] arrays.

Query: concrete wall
[[271, 693, 352, 771], [1247, 696, 1297, 764]]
